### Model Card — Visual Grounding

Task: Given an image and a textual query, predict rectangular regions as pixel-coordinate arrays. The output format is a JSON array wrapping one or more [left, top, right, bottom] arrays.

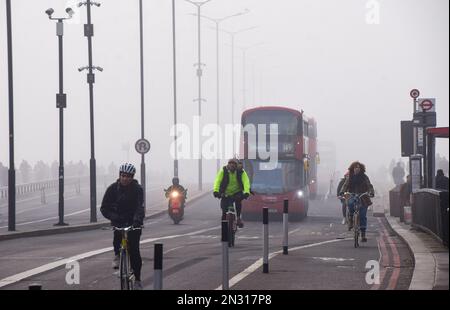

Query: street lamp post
[[184, 0, 212, 191], [78, 0, 101, 223], [138, 0, 147, 208], [172, 0, 179, 178], [219, 27, 257, 155], [237, 43, 263, 111], [195, 10, 249, 172], [6, 0, 16, 231], [45, 7, 74, 226]]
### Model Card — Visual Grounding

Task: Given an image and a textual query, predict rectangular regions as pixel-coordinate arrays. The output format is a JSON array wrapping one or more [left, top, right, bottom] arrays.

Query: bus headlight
[[297, 190, 304, 198]]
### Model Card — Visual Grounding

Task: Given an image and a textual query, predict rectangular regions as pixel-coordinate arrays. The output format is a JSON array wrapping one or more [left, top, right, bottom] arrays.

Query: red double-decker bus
[[240, 106, 318, 221]]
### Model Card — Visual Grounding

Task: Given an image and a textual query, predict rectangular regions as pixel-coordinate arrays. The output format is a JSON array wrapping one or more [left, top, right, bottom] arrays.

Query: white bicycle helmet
[[119, 163, 136, 175]]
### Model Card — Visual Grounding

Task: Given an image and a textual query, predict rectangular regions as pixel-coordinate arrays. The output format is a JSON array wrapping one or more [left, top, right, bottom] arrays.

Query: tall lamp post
[[78, 0, 101, 223], [237, 43, 263, 111], [138, 0, 148, 208], [6, 0, 15, 231], [45, 7, 74, 226], [184, 0, 213, 191], [219, 27, 257, 155], [172, 0, 179, 178], [194, 9, 250, 172]]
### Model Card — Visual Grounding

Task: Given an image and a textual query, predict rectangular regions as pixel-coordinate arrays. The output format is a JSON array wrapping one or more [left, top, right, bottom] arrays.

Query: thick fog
[[0, 0, 448, 188]]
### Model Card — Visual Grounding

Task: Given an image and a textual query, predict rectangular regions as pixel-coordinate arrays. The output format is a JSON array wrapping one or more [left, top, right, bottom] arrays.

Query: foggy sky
[[0, 0, 449, 185]]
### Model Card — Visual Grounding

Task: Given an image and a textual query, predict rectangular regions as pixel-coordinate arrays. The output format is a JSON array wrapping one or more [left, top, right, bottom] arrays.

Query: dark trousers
[[220, 196, 242, 218], [113, 230, 142, 281]]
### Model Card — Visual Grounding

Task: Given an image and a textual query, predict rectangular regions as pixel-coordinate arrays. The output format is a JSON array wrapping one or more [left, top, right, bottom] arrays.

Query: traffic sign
[[135, 138, 151, 154], [410, 89, 420, 99], [418, 98, 435, 112]]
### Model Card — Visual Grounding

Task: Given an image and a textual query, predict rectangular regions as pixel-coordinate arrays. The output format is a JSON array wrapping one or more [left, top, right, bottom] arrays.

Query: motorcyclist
[[165, 177, 187, 201], [213, 158, 251, 228], [339, 161, 375, 243]]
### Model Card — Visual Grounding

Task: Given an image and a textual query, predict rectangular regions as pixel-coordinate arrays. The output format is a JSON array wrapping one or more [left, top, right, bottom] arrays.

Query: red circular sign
[[420, 99, 433, 111], [410, 89, 420, 99]]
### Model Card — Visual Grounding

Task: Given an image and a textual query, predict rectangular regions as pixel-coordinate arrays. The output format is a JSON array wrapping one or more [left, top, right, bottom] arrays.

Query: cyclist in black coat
[[101, 163, 145, 289]]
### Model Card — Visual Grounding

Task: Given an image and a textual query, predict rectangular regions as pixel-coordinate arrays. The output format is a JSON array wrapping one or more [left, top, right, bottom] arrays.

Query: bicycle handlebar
[[343, 192, 373, 199], [112, 226, 143, 231]]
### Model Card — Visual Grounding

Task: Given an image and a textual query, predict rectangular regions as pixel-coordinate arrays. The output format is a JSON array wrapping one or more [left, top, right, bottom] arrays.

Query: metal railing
[[0, 176, 88, 200], [412, 189, 449, 246]]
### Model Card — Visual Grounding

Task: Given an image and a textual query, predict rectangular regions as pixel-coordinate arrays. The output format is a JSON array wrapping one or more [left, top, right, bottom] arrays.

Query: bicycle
[[113, 225, 143, 290], [343, 192, 370, 248], [225, 200, 238, 248], [215, 193, 240, 247]]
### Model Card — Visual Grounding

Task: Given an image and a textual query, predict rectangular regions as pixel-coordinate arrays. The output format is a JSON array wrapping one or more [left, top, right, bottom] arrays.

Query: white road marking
[[0, 225, 220, 288], [288, 228, 301, 235], [311, 257, 355, 262], [215, 238, 351, 290], [0, 206, 100, 229], [163, 246, 186, 255]]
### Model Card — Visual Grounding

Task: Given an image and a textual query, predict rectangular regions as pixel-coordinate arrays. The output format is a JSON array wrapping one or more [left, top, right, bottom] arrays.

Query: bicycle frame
[[226, 203, 237, 247], [344, 192, 370, 248], [113, 226, 142, 290]]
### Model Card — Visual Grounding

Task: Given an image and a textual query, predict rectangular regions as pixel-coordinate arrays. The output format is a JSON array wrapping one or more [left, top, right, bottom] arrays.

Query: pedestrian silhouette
[[435, 169, 449, 191], [392, 162, 405, 186]]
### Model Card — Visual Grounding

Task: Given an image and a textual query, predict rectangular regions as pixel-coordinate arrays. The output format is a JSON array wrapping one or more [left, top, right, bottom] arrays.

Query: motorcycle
[[164, 188, 187, 224]]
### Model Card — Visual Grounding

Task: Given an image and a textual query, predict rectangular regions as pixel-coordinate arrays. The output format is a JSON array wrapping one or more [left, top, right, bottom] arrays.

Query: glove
[[243, 193, 250, 199], [213, 192, 220, 198]]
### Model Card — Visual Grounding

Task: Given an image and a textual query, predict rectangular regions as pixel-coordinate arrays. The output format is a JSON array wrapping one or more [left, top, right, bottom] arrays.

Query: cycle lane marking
[[0, 225, 220, 288]]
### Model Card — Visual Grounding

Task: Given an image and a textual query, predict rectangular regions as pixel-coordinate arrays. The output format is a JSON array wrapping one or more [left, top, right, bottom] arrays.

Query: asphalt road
[[0, 194, 413, 290]]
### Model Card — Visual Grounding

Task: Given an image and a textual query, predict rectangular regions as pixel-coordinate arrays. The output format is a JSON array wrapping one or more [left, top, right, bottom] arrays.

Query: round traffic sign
[[135, 138, 151, 154], [410, 89, 420, 99], [420, 99, 433, 111]]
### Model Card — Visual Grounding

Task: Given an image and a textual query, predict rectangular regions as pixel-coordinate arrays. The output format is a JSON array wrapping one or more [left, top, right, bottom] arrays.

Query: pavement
[[385, 215, 449, 290]]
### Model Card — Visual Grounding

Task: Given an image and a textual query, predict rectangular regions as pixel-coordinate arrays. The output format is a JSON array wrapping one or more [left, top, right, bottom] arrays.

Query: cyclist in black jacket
[[101, 163, 145, 290]]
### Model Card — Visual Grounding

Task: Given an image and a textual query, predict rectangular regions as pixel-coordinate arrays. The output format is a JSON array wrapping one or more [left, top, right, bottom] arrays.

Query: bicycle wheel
[[227, 214, 235, 247], [354, 213, 360, 248], [119, 250, 130, 290]]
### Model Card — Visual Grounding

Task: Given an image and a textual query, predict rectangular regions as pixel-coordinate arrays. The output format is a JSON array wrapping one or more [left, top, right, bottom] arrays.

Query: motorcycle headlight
[[171, 191, 179, 198], [297, 190, 304, 198]]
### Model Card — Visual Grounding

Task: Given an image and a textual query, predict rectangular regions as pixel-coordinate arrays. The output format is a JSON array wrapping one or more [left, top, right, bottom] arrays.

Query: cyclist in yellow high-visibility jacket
[[213, 158, 251, 228]]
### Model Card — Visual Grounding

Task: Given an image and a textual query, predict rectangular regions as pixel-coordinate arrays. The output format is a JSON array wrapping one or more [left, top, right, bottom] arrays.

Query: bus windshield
[[243, 110, 299, 135], [244, 160, 304, 194]]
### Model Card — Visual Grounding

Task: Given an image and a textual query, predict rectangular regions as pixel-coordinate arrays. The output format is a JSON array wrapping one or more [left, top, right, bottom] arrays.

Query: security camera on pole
[[45, 6, 74, 226]]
